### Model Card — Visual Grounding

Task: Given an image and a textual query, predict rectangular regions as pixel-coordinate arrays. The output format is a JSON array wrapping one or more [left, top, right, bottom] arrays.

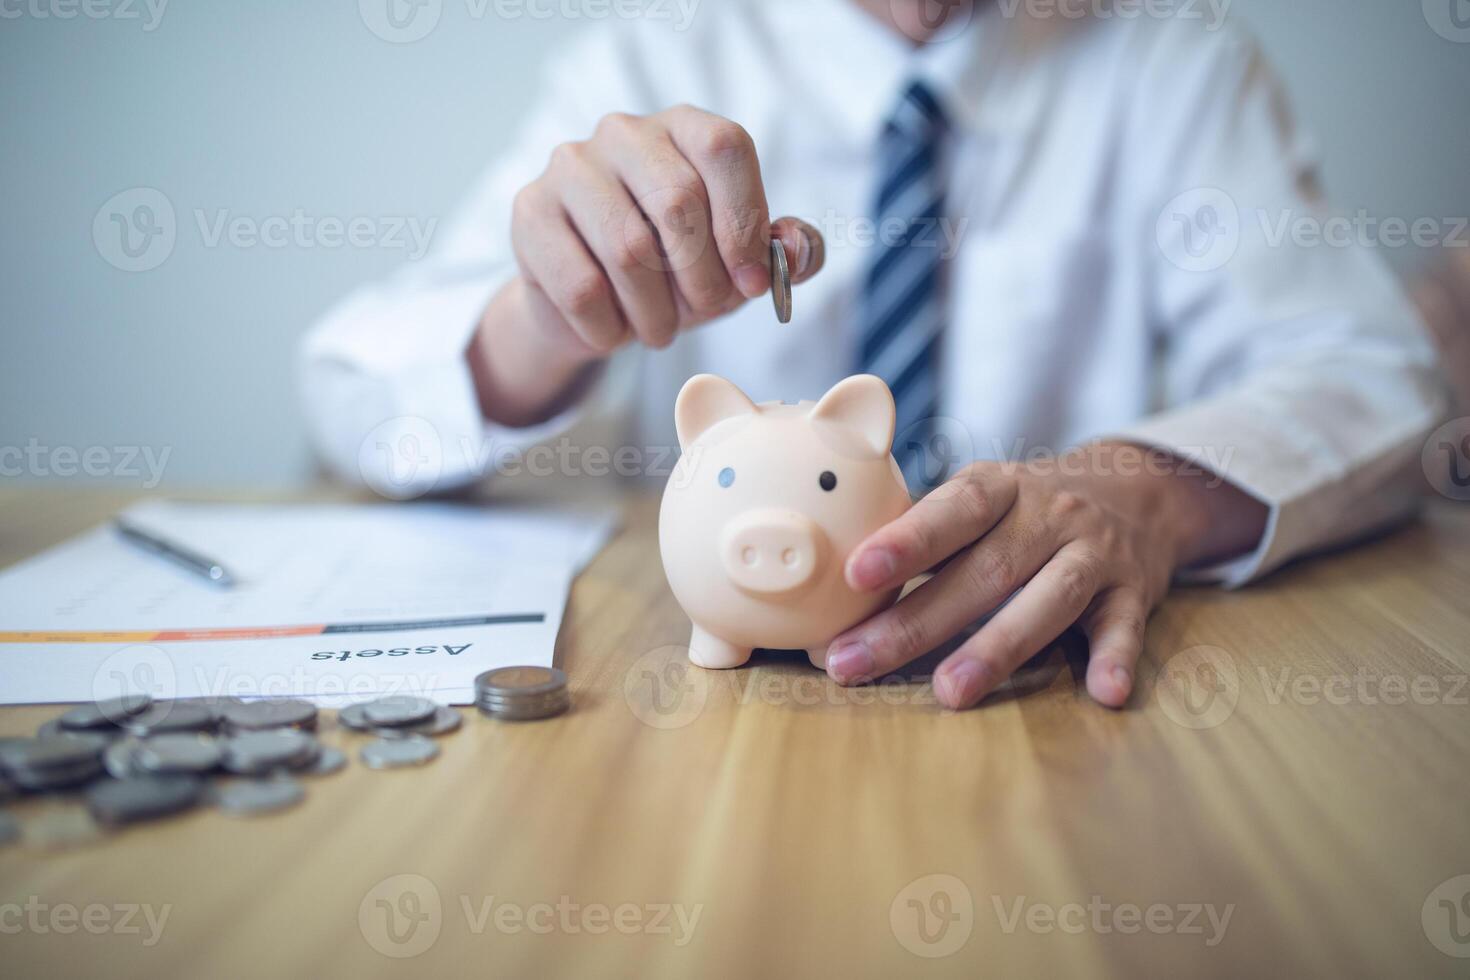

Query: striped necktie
[[858, 80, 950, 496]]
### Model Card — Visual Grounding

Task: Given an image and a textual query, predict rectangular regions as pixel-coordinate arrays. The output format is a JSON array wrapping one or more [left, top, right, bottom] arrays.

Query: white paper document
[[0, 501, 617, 707]]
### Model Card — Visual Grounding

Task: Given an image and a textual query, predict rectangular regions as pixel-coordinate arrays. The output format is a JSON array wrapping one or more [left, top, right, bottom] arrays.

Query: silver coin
[[135, 734, 222, 775], [336, 703, 374, 732], [475, 666, 567, 700], [770, 237, 792, 323], [361, 695, 437, 728], [124, 701, 217, 736], [20, 804, 105, 851], [297, 745, 347, 777], [221, 730, 319, 775], [360, 735, 438, 769], [0, 810, 18, 847], [103, 738, 146, 779], [0, 733, 107, 772], [213, 776, 305, 816], [476, 690, 570, 722], [377, 705, 463, 738], [6, 758, 105, 791], [86, 774, 202, 826], [58, 693, 152, 730], [219, 699, 318, 732]]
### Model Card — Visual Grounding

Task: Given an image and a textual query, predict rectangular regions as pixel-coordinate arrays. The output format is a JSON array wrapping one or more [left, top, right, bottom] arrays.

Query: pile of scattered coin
[[474, 666, 570, 721], [0, 691, 469, 846]]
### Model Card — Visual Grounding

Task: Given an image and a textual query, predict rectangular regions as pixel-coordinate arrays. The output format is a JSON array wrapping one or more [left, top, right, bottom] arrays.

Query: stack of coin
[[474, 666, 570, 721], [339, 695, 462, 738], [335, 694, 463, 769], [221, 729, 321, 776]]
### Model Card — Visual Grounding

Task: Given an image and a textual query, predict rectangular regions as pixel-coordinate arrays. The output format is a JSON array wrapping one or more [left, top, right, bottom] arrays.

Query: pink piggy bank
[[659, 373, 913, 670]]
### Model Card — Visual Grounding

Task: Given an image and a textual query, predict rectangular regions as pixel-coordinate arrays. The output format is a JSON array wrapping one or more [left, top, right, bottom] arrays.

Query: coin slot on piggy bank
[[658, 374, 913, 670]]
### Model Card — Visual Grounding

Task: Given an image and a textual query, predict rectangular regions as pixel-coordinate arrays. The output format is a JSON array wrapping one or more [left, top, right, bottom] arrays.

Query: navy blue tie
[[858, 80, 950, 495]]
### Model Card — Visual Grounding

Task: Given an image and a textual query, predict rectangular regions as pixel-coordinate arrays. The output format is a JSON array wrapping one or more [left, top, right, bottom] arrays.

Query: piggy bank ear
[[675, 374, 758, 451], [809, 374, 896, 457]]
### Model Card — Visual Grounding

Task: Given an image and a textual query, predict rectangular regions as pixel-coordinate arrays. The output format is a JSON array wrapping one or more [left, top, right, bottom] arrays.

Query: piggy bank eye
[[718, 467, 735, 488], [819, 470, 837, 492]]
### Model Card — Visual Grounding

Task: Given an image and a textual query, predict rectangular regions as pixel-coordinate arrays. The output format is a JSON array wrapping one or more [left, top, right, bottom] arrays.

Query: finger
[[772, 216, 825, 284], [511, 185, 627, 353], [932, 544, 1106, 710], [594, 115, 735, 333], [825, 507, 1053, 685], [551, 142, 681, 350], [845, 467, 1018, 593], [662, 105, 771, 299], [1080, 588, 1149, 708]]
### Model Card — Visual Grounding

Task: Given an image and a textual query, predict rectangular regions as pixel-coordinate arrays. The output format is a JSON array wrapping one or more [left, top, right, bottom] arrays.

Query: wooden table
[[2, 488, 1468, 978]]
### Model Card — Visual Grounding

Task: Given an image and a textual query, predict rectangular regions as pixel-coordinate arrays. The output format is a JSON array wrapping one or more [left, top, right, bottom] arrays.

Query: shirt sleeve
[[296, 28, 637, 498], [1108, 20, 1449, 586]]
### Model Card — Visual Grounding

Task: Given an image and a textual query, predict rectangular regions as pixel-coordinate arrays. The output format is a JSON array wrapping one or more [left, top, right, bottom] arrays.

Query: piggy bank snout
[[719, 509, 825, 596]]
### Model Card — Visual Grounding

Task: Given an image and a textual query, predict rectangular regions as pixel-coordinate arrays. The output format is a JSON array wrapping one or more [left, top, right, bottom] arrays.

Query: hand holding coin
[[470, 107, 824, 426]]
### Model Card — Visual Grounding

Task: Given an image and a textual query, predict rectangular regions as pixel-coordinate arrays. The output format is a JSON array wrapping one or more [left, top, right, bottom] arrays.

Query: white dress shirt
[[299, 0, 1447, 586]]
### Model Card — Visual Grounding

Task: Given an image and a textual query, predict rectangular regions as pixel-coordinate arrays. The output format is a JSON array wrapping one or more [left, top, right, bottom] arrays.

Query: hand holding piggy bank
[[659, 374, 913, 670]]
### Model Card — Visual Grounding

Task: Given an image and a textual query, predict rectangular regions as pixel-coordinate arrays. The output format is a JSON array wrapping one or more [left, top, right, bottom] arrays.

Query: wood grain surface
[[1, 487, 1468, 978]]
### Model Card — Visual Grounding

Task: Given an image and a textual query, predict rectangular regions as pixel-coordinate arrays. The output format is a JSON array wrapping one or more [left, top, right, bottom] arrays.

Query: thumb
[[771, 217, 826, 285]]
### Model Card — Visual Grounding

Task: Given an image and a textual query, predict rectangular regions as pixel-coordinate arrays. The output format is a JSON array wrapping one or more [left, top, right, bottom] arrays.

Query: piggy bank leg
[[687, 626, 752, 670], [806, 647, 827, 670]]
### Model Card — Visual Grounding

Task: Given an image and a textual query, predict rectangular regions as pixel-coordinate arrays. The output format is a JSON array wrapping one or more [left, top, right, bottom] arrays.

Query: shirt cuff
[[300, 270, 597, 498], [1107, 385, 1434, 588], [1105, 394, 1327, 588]]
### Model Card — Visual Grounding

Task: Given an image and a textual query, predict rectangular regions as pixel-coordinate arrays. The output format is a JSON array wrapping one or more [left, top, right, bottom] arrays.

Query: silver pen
[[113, 518, 238, 588]]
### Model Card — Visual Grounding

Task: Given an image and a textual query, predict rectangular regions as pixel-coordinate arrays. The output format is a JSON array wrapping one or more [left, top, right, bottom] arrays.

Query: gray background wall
[[2, 0, 1467, 488]]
